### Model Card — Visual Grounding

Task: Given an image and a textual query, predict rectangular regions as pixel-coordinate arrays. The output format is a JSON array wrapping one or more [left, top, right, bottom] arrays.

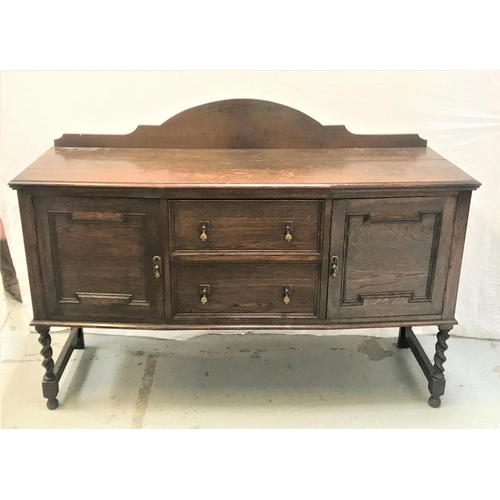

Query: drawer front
[[172, 263, 319, 318], [170, 201, 322, 251]]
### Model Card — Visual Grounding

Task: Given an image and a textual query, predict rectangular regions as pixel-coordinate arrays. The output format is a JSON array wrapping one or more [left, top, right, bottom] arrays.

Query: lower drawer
[[172, 263, 319, 318]]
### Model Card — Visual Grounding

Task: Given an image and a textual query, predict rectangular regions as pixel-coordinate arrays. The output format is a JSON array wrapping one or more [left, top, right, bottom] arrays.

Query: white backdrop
[[1, 71, 499, 340]]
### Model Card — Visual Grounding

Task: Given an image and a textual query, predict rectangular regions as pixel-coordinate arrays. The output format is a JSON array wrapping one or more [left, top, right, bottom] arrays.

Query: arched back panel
[[54, 99, 427, 148]]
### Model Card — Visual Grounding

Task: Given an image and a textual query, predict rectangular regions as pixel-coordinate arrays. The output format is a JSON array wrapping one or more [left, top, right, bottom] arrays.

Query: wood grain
[[170, 200, 322, 251], [33, 197, 165, 322], [30, 317, 454, 330], [12, 185, 464, 201], [9, 147, 480, 191], [442, 190, 472, 319], [9, 98, 481, 410], [53, 99, 427, 149], [327, 197, 456, 320], [160, 198, 173, 321], [172, 262, 319, 318], [16, 192, 46, 319]]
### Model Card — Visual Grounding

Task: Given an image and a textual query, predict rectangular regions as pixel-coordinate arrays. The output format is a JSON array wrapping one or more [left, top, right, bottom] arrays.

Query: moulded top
[[9, 146, 481, 191]]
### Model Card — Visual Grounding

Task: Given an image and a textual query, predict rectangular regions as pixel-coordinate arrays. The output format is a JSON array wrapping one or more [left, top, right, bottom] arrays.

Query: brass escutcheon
[[331, 256, 338, 279], [153, 256, 162, 279]]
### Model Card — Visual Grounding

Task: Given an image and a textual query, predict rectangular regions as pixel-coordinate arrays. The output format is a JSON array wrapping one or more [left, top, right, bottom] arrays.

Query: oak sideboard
[[9, 99, 481, 410]]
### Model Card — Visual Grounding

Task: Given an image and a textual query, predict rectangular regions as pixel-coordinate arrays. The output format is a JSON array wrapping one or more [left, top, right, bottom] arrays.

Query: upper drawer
[[170, 200, 322, 251]]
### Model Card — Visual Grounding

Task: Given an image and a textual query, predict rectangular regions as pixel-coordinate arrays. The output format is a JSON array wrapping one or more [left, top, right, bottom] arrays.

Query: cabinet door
[[327, 197, 456, 320], [34, 197, 164, 322]]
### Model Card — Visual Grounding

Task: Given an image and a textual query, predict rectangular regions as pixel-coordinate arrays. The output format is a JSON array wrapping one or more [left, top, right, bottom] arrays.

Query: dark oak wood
[[17, 192, 46, 319], [9, 99, 480, 409], [31, 318, 456, 330], [400, 327, 433, 380], [396, 326, 452, 408], [442, 191, 472, 319], [36, 325, 58, 410], [32, 196, 165, 323], [160, 198, 174, 321], [170, 200, 322, 252], [53, 99, 427, 149], [397, 326, 410, 349], [170, 251, 321, 263], [171, 262, 319, 319], [319, 199, 333, 321], [36, 325, 55, 382], [9, 147, 480, 191], [53, 327, 85, 382], [428, 328, 451, 408], [328, 196, 456, 320], [35, 326, 86, 410], [12, 186, 465, 202]]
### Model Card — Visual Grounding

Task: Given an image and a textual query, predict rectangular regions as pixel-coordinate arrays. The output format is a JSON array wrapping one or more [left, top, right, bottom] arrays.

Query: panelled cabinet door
[[33, 197, 164, 322], [327, 197, 456, 320]]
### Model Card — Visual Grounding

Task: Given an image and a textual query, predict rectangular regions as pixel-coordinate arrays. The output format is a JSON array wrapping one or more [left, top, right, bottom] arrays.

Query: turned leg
[[397, 326, 410, 349], [36, 325, 59, 410], [428, 327, 451, 408]]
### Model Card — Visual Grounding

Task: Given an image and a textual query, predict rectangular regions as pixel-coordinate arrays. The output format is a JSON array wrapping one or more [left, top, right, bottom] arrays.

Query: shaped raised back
[[54, 98, 427, 149]]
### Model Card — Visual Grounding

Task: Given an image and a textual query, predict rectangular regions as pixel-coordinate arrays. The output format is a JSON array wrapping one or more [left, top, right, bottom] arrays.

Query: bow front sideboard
[[9, 99, 480, 410]]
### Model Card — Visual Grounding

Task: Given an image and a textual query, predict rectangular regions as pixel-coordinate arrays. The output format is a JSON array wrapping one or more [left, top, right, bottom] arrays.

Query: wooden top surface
[[9, 146, 480, 190]]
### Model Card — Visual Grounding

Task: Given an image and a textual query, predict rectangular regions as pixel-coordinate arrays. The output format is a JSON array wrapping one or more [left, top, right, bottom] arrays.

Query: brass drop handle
[[200, 284, 210, 304], [331, 256, 338, 279], [199, 221, 209, 241], [283, 285, 292, 304], [284, 221, 293, 242], [153, 256, 161, 279]]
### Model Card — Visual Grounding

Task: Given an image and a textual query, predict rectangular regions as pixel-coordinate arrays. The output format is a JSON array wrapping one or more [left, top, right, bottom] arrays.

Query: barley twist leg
[[428, 328, 451, 408]]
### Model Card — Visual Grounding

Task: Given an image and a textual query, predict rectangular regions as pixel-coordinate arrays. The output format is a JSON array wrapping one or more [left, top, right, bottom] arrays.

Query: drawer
[[170, 200, 322, 251], [172, 263, 319, 318]]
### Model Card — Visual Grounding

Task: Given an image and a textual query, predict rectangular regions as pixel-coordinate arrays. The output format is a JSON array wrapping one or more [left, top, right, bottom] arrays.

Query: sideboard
[[8, 99, 481, 410]]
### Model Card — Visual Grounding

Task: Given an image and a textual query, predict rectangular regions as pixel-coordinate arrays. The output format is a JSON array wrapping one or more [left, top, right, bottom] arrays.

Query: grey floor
[[2, 289, 499, 429]]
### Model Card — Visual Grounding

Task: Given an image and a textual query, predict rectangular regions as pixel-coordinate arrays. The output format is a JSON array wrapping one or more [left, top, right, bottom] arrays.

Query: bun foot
[[46, 398, 59, 410], [428, 396, 441, 408]]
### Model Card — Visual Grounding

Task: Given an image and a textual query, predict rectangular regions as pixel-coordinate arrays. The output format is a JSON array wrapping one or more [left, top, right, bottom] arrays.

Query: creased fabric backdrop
[[1, 71, 498, 340]]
